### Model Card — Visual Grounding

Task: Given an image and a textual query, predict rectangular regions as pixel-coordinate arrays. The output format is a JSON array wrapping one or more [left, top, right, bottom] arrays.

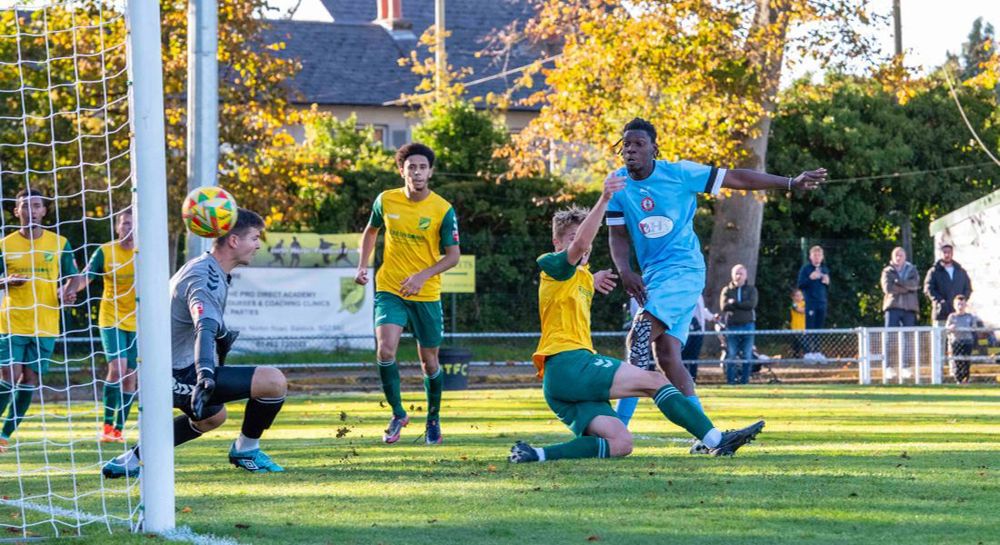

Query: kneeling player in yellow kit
[[509, 175, 764, 462]]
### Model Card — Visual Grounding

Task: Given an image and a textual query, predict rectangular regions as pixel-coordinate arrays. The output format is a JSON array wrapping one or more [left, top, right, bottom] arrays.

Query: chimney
[[375, 0, 416, 42]]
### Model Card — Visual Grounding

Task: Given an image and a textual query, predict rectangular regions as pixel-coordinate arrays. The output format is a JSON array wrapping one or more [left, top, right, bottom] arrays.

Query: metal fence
[[62, 327, 996, 384]]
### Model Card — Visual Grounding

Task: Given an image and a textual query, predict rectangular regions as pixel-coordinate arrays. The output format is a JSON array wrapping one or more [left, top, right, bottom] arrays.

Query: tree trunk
[[704, 0, 788, 312]]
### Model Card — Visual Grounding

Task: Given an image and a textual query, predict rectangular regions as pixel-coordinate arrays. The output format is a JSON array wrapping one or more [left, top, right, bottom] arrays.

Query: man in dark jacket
[[797, 245, 830, 358], [924, 244, 972, 326], [720, 264, 758, 385]]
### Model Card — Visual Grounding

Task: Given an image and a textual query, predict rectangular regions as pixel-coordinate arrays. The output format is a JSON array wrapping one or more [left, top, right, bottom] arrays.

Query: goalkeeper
[[103, 208, 287, 477]]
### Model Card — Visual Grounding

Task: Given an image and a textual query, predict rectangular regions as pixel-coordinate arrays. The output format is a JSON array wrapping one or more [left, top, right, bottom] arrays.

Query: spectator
[[797, 245, 830, 359], [680, 295, 714, 381], [790, 289, 806, 358], [924, 244, 972, 327], [720, 264, 757, 385], [946, 295, 983, 384], [881, 247, 920, 379]]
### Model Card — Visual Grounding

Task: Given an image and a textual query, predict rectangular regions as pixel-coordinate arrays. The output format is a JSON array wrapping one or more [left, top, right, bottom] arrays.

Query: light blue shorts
[[641, 266, 702, 347]]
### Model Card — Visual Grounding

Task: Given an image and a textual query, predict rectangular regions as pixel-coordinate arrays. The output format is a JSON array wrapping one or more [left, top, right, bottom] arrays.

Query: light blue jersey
[[606, 160, 726, 344]]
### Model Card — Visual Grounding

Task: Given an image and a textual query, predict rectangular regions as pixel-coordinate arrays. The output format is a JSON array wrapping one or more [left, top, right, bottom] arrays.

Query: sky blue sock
[[616, 397, 639, 426]]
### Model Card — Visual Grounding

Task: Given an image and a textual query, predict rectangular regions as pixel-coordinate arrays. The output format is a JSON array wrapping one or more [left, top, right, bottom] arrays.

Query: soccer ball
[[182, 186, 239, 238]]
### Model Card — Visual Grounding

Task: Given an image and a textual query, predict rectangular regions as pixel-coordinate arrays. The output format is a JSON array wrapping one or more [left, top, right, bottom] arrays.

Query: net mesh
[[0, 0, 139, 538]]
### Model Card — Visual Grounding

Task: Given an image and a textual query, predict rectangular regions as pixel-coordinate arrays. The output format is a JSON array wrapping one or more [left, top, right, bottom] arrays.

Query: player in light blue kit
[[608, 118, 825, 446]]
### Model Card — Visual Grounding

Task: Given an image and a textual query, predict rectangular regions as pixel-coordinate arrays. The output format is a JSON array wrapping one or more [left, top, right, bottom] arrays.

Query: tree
[[0, 1, 335, 267], [961, 17, 996, 80], [160, 0, 334, 255], [759, 73, 999, 327], [504, 0, 887, 311]]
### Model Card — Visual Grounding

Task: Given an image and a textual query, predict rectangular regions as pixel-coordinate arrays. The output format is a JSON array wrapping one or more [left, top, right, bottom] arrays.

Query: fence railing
[[61, 327, 997, 384]]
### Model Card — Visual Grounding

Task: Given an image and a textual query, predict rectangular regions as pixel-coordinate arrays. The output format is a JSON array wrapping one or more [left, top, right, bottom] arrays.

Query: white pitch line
[[0, 498, 246, 545]]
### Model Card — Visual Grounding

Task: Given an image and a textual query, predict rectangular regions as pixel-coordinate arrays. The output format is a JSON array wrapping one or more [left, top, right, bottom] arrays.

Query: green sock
[[116, 390, 136, 430], [0, 381, 12, 424], [424, 368, 443, 419], [377, 360, 406, 417], [653, 385, 714, 439], [2, 386, 34, 438], [103, 383, 121, 426], [543, 436, 610, 460]]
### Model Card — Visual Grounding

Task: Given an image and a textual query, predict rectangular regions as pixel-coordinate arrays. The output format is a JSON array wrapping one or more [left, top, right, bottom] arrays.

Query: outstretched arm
[[567, 173, 626, 265], [722, 168, 827, 191]]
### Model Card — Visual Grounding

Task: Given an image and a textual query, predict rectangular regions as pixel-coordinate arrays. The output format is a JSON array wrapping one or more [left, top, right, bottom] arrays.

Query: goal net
[[0, 0, 170, 538]]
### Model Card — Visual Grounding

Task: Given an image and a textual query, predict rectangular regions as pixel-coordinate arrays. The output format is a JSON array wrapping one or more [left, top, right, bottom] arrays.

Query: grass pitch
[[2, 385, 998, 545]]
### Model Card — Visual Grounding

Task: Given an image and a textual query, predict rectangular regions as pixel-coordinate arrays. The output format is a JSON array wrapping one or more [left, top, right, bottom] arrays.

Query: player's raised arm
[[722, 168, 828, 191], [566, 173, 625, 266]]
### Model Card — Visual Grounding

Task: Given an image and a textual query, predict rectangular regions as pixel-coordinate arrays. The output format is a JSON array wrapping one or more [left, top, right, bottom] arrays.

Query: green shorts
[[541, 349, 622, 436], [373, 291, 444, 348], [100, 327, 138, 369], [0, 335, 57, 374]]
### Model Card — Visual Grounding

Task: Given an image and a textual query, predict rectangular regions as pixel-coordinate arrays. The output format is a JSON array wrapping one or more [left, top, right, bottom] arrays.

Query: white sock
[[702, 428, 722, 448], [114, 448, 140, 470], [534, 447, 546, 462], [235, 433, 259, 452]]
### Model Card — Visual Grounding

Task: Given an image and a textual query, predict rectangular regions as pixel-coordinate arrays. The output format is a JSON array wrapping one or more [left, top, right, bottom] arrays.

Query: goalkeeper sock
[[241, 396, 285, 439], [377, 360, 406, 417], [543, 436, 611, 460], [424, 367, 443, 419], [1, 386, 34, 438], [615, 397, 639, 426], [0, 380, 12, 421], [173, 415, 203, 447], [653, 385, 714, 439], [103, 383, 120, 426], [234, 433, 259, 452], [115, 389, 136, 430]]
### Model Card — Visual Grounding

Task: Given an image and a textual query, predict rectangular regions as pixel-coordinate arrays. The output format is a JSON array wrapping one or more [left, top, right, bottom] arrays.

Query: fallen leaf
[[339, 411, 348, 421], [235, 523, 250, 529], [587, 535, 600, 541], [427, 519, 437, 524], [848, 492, 858, 497], [181, 507, 192, 513], [900, 451, 910, 459], [379, 401, 386, 408], [487, 464, 497, 472], [459, 455, 468, 461], [336, 427, 351, 438]]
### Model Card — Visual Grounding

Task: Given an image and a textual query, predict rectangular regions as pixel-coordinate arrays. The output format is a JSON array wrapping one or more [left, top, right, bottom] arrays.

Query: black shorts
[[172, 364, 256, 420]]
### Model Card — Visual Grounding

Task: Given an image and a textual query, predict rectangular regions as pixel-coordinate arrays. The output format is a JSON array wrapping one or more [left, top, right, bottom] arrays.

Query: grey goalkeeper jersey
[[170, 253, 229, 370]]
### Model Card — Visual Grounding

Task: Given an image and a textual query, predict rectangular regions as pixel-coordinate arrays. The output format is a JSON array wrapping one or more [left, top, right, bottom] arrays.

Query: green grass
[[2, 385, 999, 544]]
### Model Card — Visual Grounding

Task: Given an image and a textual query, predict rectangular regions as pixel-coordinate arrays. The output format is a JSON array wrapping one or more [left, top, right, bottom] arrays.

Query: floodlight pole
[[186, 0, 219, 260], [435, 0, 445, 99]]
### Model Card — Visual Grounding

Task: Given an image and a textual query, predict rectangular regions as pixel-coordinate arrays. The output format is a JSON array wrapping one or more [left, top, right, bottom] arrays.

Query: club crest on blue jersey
[[641, 197, 655, 212]]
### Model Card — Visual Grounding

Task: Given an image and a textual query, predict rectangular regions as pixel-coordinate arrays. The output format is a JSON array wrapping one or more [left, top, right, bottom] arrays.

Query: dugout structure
[[930, 189, 1000, 328]]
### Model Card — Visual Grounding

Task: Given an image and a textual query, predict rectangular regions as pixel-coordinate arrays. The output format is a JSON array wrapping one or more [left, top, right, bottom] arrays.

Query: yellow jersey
[[369, 188, 459, 302], [532, 250, 595, 377], [88, 241, 136, 331], [790, 300, 805, 330], [1, 230, 78, 336]]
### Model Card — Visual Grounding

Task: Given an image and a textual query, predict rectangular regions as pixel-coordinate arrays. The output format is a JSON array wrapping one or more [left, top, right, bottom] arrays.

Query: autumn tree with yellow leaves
[[505, 0, 888, 307], [0, 1, 334, 264]]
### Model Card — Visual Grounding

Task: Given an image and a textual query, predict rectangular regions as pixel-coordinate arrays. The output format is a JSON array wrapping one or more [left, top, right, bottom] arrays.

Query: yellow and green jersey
[[368, 188, 459, 302], [0, 230, 78, 336], [87, 241, 136, 331], [532, 250, 595, 377]]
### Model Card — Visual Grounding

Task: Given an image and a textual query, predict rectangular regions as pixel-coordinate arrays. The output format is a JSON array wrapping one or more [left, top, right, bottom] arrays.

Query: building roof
[[263, 0, 543, 110]]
